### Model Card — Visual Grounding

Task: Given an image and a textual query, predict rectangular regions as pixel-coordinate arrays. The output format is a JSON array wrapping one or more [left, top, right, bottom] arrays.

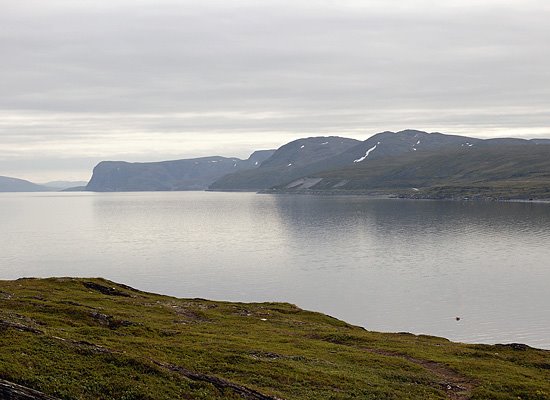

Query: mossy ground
[[0, 278, 548, 399]]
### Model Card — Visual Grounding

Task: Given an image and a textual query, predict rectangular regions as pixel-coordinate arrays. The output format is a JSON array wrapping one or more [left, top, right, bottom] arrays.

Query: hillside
[[86, 150, 274, 192], [0, 176, 52, 192], [0, 278, 548, 400], [304, 130, 483, 170], [42, 181, 89, 190], [209, 136, 360, 191], [276, 143, 550, 200], [211, 130, 550, 193]]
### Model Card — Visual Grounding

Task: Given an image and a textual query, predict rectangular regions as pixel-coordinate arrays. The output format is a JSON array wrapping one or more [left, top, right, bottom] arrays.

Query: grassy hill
[[0, 278, 548, 399]]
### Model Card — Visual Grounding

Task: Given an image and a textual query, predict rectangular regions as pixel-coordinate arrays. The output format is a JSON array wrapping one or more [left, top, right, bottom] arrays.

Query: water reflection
[[270, 195, 550, 348], [0, 192, 549, 349]]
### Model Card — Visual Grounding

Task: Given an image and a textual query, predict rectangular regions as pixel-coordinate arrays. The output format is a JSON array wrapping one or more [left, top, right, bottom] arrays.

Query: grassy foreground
[[0, 278, 548, 400]]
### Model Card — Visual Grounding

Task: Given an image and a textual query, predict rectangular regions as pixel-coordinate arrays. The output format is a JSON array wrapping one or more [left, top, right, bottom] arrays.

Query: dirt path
[[363, 347, 475, 400]]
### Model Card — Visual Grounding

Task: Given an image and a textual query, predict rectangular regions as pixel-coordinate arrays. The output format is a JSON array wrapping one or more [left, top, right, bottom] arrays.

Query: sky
[[1, 0, 549, 182]]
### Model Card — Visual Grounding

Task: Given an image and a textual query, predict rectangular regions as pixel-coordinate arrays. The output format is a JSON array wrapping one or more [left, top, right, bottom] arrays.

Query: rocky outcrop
[[0, 379, 60, 400]]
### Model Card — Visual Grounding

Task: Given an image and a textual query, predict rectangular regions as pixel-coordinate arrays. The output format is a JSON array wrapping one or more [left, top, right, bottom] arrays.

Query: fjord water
[[1, 192, 549, 349]]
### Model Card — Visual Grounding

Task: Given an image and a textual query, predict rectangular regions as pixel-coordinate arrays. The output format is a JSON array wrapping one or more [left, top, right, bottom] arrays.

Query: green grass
[[1, 278, 548, 399]]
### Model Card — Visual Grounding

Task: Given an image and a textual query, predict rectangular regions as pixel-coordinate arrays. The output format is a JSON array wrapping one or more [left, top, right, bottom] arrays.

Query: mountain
[[0, 176, 53, 192], [315, 129, 483, 167], [42, 180, 89, 190], [277, 139, 550, 200], [86, 150, 275, 192], [62, 186, 88, 192], [72, 130, 550, 196], [209, 130, 494, 191], [209, 136, 361, 191], [256, 130, 454, 188]]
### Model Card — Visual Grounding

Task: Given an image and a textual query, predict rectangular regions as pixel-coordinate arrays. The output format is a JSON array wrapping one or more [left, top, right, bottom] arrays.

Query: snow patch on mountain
[[353, 142, 380, 163]]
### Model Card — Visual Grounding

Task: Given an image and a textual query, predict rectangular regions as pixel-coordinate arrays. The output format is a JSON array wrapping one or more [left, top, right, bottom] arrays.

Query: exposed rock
[[83, 281, 131, 297], [152, 360, 284, 400], [0, 379, 60, 400], [497, 343, 533, 351], [0, 320, 43, 334], [89, 311, 136, 329]]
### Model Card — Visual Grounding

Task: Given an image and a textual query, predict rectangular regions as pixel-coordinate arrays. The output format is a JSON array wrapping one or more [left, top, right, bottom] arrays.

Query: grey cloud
[[1, 0, 549, 180]]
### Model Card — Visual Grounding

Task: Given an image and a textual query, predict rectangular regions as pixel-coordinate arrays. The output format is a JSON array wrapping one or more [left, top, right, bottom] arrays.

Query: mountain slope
[[0, 176, 52, 192], [325, 131, 550, 170], [209, 130, 496, 191], [209, 136, 360, 191], [42, 181, 89, 190], [296, 129, 531, 174], [279, 143, 550, 199], [86, 150, 275, 192]]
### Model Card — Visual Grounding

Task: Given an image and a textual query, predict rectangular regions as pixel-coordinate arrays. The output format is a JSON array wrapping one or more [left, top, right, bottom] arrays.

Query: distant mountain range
[[0, 177, 89, 192], [3, 129, 550, 199], [42, 180, 89, 190], [0, 176, 53, 192]]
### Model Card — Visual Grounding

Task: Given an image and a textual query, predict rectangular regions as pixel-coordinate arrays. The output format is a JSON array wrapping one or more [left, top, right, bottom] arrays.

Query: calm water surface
[[1, 192, 549, 349]]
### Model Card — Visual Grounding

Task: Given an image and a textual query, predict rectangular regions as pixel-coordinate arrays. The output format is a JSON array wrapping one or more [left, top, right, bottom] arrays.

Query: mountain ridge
[[6, 129, 550, 196], [275, 140, 550, 200], [85, 150, 275, 192], [0, 176, 54, 192], [211, 129, 550, 196], [42, 180, 89, 190], [209, 136, 361, 191]]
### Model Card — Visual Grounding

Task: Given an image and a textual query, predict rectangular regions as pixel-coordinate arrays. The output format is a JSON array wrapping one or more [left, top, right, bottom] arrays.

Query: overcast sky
[[1, 0, 549, 181]]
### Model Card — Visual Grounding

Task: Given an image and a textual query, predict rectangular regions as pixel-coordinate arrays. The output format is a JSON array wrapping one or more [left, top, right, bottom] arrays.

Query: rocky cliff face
[[0, 379, 59, 400], [86, 150, 274, 192]]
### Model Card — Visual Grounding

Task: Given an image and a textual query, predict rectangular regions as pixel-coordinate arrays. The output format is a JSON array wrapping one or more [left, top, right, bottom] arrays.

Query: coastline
[[4, 186, 550, 203], [257, 188, 550, 203]]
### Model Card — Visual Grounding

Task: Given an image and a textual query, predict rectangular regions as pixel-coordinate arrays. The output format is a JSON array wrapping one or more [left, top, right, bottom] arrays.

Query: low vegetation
[[1, 278, 548, 399]]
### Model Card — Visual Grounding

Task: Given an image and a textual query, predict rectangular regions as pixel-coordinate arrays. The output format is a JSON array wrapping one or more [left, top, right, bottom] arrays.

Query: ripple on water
[[1, 192, 549, 349]]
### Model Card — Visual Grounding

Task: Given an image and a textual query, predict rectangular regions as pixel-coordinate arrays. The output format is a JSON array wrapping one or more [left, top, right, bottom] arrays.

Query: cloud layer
[[1, 0, 549, 180]]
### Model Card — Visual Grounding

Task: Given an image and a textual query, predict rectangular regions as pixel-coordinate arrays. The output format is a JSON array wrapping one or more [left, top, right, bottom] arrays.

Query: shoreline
[[4, 188, 550, 204], [256, 188, 550, 203]]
